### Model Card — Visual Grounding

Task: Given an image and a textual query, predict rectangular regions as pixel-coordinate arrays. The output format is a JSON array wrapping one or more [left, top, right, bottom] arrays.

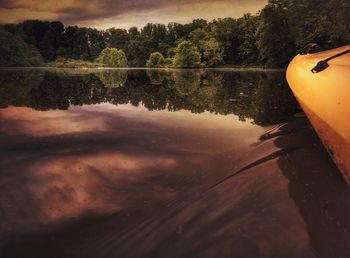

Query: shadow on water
[[1, 69, 349, 257], [274, 118, 350, 257]]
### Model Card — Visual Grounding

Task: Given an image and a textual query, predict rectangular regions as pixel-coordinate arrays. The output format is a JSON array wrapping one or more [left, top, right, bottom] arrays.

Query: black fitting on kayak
[[311, 60, 329, 73], [311, 48, 350, 73], [300, 43, 323, 55]]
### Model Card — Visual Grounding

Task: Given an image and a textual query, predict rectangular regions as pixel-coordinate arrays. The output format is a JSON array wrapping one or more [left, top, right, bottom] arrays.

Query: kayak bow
[[287, 45, 350, 185]]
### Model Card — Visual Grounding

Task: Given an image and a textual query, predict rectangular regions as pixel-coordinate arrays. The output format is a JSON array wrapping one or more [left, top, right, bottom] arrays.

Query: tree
[[57, 26, 90, 60], [209, 18, 240, 65], [105, 28, 128, 49], [167, 23, 188, 43], [256, 2, 295, 67], [87, 28, 106, 61], [287, 0, 350, 51], [2, 0, 349, 69], [146, 52, 166, 68], [202, 39, 224, 67], [141, 23, 167, 47], [96, 48, 127, 67], [189, 28, 209, 60], [0, 29, 43, 66], [173, 41, 201, 68], [237, 14, 260, 64], [16, 20, 64, 61], [188, 28, 224, 67], [125, 38, 153, 67], [164, 58, 173, 67], [189, 28, 209, 47]]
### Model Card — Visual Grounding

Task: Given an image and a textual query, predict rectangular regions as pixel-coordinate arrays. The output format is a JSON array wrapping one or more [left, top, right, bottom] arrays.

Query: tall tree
[[237, 14, 260, 64], [256, 1, 295, 67], [105, 28, 128, 49], [202, 39, 224, 67], [173, 40, 201, 68], [17, 20, 64, 61], [0, 29, 43, 66], [209, 18, 240, 65], [87, 28, 106, 61]]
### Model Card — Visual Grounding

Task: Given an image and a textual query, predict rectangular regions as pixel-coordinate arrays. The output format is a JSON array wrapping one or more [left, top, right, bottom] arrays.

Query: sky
[[0, 0, 267, 29]]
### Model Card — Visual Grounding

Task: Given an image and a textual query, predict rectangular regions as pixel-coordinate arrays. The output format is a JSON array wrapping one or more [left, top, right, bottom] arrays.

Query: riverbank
[[0, 66, 286, 72], [0, 59, 285, 70], [44, 59, 107, 68]]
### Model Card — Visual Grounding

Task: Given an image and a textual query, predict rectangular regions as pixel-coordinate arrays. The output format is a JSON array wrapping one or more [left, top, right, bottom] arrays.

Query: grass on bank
[[45, 58, 106, 68]]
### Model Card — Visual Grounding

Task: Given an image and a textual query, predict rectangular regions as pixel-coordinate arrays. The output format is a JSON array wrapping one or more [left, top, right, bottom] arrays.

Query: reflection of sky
[[2, 101, 349, 257], [0, 103, 265, 238], [0, 103, 263, 137]]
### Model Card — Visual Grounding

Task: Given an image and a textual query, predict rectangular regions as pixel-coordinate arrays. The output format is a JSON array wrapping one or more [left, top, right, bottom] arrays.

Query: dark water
[[0, 69, 349, 258]]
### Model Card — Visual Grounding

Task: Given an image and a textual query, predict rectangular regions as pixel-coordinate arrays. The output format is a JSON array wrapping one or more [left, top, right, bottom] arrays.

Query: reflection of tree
[[0, 70, 44, 108], [96, 70, 127, 88], [146, 69, 172, 85], [176, 70, 224, 113], [172, 70, 202, 96], [0, 69, 298, 125], [29, 73, 108, 110], [250, 72, 297, 125]]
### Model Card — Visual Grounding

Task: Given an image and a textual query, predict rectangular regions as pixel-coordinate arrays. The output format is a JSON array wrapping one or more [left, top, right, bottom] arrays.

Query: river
[[0, 68, 349, 258]]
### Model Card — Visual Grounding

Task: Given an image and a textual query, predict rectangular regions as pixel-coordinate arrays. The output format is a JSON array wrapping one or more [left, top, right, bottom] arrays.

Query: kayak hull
[[286, 45, 350, 185]]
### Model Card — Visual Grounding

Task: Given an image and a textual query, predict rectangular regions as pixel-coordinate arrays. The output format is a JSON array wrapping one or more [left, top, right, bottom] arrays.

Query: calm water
[[0, 69, 349, 258]]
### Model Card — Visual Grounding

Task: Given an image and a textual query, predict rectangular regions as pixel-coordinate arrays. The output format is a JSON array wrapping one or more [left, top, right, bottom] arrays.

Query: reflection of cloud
[[0, 119, 318, 257], [0, 103, 264, 139], [3, 101, 347, 257], [0, 103, 265, 241], [0, 0, 267, 28], [27, 152, 177, 221], [0, 106, 108, 136]]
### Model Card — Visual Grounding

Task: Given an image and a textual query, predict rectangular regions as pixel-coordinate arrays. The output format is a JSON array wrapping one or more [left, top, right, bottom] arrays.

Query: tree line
[[0, 0, 349, 68]]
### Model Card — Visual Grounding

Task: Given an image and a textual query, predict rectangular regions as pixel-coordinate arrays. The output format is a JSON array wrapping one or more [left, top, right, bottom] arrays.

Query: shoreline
[[0, 66, 286, 72]]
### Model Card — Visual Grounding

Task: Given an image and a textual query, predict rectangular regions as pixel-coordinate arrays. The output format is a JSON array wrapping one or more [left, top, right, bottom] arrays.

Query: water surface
[[0, 69, 349, 258]]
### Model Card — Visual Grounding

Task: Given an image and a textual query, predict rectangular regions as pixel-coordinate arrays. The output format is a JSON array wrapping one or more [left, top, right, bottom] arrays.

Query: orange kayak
[[286, 45, 350, 185]]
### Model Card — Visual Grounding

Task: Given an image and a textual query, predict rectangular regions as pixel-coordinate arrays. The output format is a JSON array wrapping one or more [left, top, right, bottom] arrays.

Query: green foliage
[[210, 18, 240, 65], [104, 28, 128, 49], [237, 14, 261, 64], [164, 58, 174, 67], [256, 2, 295, 67], [202, 39, 224, 67], [0, 29, 43, 66], [46, 58, 104, 68], [287, 0, 350, 51], [96, 48, 127, 67], [173, 41, 201, 68], [87, 28, 107, 61], [146, 52, 166, 68], [189, 28, 224, 66], [18, 20, 64, 61], [189, 28, 210, 47], [1, 1, 349, 68], [125, 38, 153, 67]]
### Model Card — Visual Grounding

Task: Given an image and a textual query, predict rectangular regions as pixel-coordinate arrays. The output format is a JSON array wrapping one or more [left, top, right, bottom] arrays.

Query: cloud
[[0, 0, 266, 28]]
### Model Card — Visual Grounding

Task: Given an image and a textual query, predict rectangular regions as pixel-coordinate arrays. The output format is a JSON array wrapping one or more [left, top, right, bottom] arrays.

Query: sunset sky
[[0, 0, 267, 29]]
